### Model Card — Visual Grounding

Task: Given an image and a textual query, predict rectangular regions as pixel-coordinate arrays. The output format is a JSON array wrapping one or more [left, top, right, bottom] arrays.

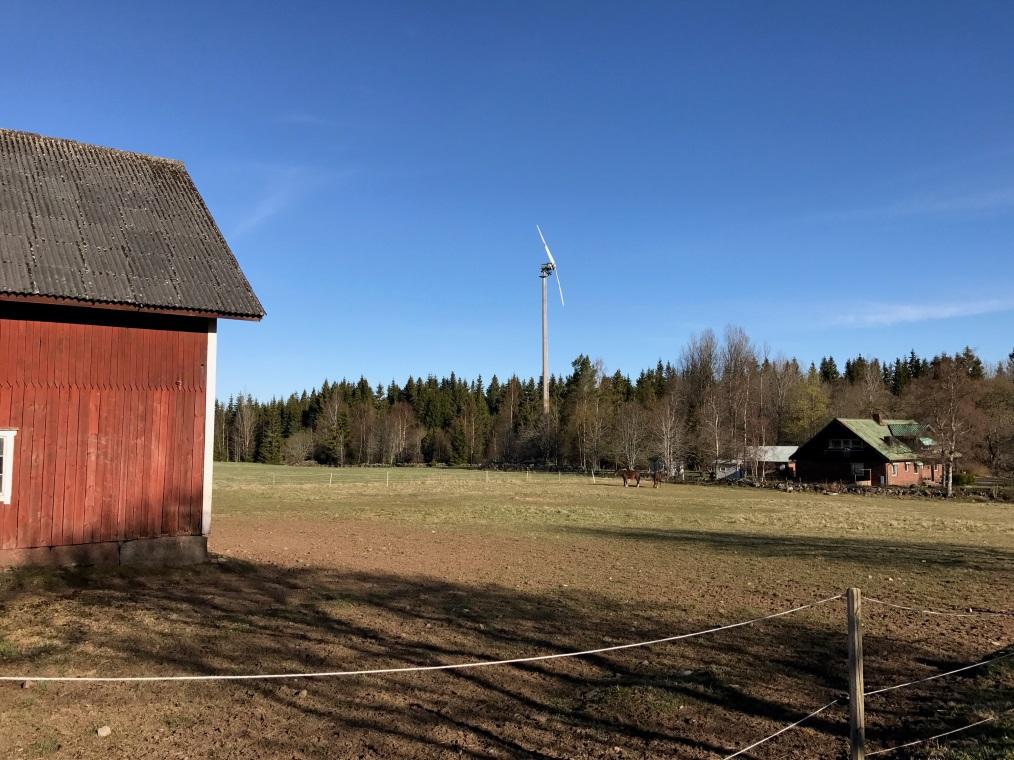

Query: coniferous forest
[[214, 327, 1014, 478]]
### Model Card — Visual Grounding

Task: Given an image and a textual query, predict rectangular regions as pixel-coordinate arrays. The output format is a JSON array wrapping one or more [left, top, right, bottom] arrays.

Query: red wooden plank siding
[[52, 324, 70, 545], [20, 384, 41, 548], [191, 373, 206, 535], [0, 306, 208, 550], [83, 390, 101, 545]]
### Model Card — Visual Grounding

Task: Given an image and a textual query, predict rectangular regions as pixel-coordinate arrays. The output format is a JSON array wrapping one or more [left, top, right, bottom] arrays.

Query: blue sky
[[4, 1, 1014, 399]]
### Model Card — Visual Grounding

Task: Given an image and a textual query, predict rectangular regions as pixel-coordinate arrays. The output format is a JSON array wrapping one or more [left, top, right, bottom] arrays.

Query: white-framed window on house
[[828, 438, 864, 451], [0, 430, 15, 505], [891, 464, 898, 476]]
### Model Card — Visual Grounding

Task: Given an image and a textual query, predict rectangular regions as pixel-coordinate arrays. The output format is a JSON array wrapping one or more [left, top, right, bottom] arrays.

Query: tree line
[[214, 327, 1014, 478]]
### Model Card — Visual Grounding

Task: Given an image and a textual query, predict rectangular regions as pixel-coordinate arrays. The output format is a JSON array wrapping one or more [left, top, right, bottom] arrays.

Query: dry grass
[[0, 463, 1009, 759], [214, 463, 1014, 545]]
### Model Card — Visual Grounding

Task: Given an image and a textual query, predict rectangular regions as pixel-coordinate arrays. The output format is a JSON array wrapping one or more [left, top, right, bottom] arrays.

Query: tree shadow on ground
[[0, 559, 1007, 759], [564, 526, 1014, 576]]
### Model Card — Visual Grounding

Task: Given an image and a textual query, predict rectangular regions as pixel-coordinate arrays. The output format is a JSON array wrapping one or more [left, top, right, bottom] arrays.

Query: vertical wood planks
[[0, 308, 208, 550]]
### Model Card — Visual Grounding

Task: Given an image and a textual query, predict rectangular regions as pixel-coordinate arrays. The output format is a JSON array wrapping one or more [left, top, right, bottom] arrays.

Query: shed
[[0, 128, 264, 566], [745, 445, 799, 479]]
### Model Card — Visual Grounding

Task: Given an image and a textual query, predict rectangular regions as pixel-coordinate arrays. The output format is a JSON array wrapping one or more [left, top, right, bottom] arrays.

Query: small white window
[[904, 462, 910, 472], [891, 464, 898, 476], [0, 430, 15, 505]]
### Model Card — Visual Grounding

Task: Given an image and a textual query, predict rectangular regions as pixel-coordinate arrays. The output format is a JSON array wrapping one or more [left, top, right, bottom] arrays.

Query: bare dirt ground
[[0, 465, 1011, 759]]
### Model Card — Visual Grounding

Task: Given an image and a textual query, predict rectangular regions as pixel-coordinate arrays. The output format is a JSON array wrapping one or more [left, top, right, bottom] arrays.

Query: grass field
[[0, 463, 1011, 759]]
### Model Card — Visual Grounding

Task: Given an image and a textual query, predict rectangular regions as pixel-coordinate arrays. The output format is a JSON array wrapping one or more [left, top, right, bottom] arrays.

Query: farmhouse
[[791, 414, 941, 487], [0, 129, 263, 566]]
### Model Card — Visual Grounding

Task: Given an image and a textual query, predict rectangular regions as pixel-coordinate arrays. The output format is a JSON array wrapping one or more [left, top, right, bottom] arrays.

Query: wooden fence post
[[847, 587, 866, 760]]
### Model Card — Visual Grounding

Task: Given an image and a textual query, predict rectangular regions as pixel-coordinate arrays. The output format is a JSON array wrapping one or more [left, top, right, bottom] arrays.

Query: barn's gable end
[[0, 129, 259, 567]]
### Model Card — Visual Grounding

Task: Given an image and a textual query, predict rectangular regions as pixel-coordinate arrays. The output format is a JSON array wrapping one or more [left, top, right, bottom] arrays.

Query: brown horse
[[651, 470, 665, 488], [616, 468, 641, 487]]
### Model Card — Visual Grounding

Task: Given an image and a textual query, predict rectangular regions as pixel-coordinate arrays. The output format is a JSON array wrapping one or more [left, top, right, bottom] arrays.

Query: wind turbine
[[537, 225, 564, 414]]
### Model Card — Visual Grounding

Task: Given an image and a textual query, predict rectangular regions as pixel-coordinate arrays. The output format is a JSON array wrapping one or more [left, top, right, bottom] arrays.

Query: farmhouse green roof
[[837, 418, 930, 461]]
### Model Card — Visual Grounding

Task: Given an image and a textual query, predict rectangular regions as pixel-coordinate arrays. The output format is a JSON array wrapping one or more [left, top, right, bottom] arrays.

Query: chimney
[[873, 412, 884, 425]]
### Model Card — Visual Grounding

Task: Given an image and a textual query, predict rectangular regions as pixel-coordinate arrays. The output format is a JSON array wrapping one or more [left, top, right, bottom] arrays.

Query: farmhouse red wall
[[884, 462, 938, 487], [0, 304, 208, 551]]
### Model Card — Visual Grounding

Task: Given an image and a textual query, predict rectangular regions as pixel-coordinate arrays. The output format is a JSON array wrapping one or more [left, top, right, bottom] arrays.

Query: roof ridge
[[837, 417, 917, 424], [0, 127, 185, 167]]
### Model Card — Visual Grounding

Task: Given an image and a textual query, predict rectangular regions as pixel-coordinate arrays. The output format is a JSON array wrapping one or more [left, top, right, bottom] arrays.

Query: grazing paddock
[[0, 463, 1011, 759]]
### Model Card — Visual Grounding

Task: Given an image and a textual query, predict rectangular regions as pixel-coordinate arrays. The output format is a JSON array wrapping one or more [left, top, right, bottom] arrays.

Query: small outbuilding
[[745, 445, 798, 479], [790, 414, 940, 487], [0, 129, 264, 566]]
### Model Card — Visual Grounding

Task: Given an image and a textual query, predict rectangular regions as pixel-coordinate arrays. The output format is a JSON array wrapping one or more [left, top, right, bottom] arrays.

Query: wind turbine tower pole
[[536, 225, 563, 416], [540, 264, 551, 414]]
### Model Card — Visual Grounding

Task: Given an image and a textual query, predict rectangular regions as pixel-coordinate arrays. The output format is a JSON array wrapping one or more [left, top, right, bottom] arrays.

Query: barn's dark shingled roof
[[0, 128, 264, 319]]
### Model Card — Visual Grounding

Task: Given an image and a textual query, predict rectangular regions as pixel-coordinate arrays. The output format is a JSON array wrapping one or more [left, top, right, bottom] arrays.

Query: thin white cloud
[[808, 187, 1014, 223], [277, 112, 333, 127], [230, 166, 323, 238], [883, 188, 1014, 216], [832, 299, 1014, 328]]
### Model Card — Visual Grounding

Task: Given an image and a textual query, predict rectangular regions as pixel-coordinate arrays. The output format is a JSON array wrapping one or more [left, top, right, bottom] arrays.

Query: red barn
[[0, 129, 263, 567]]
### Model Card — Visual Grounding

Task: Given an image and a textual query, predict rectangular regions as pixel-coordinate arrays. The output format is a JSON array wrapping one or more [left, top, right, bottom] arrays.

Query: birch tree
[[651, 389, 684, 474]]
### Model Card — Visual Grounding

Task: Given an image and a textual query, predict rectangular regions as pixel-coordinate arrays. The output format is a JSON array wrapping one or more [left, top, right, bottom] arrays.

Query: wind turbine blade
[[554, 269, 565, 307], [536, 224, 557, 268]]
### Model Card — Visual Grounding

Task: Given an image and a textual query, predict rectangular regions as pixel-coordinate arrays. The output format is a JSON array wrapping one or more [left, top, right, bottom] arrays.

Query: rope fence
[[723, 645, 1013, 758], [0, 595, 842, 683], [866, 709, 1013, 756], [724, 590, 1012, 758], [865, 596, 1014, 618], [722, 699, 840, 759], [219, 467, 636, 489], [2, 587, 1009, 757], [864, 651, 1014, 697]]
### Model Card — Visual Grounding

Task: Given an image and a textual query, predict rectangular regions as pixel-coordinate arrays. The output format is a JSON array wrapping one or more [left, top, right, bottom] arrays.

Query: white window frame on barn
[[0, 430, 16, 505]]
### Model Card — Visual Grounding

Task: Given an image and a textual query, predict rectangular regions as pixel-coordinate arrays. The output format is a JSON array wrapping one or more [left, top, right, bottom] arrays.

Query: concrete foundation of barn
[[0, 535, 208, 568]]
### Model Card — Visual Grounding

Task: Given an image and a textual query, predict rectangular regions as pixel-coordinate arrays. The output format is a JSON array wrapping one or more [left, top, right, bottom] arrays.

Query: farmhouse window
[[828, 438, 863, 451], [0, 430, 15, 505], [904, 462, 910, 472], [891, 464, 898, 476]]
